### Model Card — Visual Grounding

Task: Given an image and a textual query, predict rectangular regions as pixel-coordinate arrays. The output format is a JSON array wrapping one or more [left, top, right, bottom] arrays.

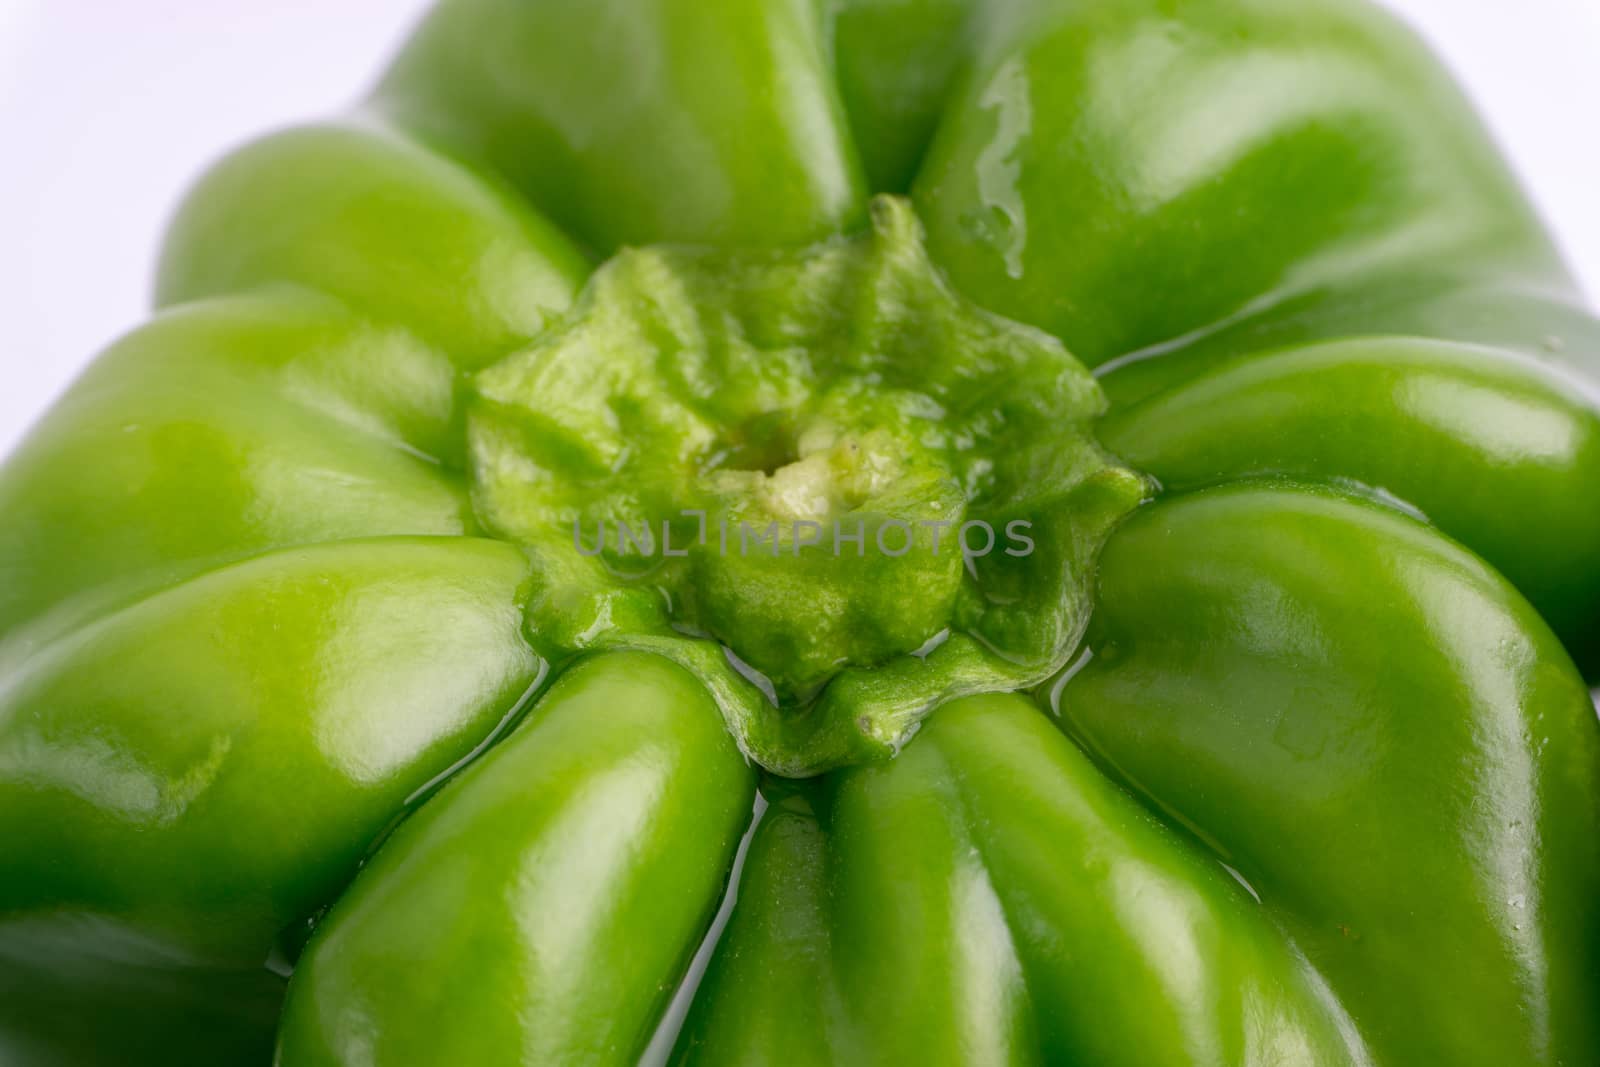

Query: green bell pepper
[[2, 0, 1598, 1064]]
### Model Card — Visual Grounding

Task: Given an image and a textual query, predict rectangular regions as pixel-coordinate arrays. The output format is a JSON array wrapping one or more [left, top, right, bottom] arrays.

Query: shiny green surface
[[1057, 484, 1600, 1065], [0, 539, 542, 1064], [676, 693, 1370, 1065], [275, 653, 756, 1066], [377, 0, 867, 250], [911, 0, 1567, 366], [1, 0, 1598, 1063], [1100, 337, 1600, 671]]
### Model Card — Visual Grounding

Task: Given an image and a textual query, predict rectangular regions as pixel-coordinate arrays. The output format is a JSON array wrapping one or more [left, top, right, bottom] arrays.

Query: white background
[[2, 1, 1598, 457]]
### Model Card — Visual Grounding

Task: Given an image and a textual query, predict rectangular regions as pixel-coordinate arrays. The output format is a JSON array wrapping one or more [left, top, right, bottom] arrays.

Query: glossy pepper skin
[[2, 1, 1599, 1065]]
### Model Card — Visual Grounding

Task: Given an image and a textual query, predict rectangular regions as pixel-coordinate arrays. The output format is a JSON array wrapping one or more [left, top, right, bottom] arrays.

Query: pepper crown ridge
[[469, 196, 1150, 776]]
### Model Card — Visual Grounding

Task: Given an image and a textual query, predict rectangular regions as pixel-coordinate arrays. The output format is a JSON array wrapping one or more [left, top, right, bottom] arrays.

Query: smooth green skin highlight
[[155, 120, 590, 368], [1057, 484, 1600, 1066], [673, 488, 1600, 1067], [0, 539, 543, 1064], [911, 0, 1567, 367], [377, 0, 867, 251], [274, 653, 757, 1067], [1100, 336, 1600, 672], [0, 294, 477, 633], [0, 0, 1598, 1063], [675, 693, 1369, 1066]]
